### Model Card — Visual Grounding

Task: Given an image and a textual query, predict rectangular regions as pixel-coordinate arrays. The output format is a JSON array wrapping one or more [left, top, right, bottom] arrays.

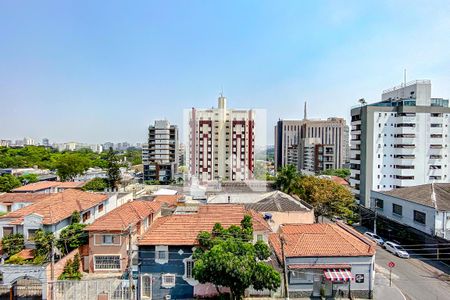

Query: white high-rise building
[[187, 95, 255, 182], [350, 80, 450, 207], [23, 137, 35, 146]]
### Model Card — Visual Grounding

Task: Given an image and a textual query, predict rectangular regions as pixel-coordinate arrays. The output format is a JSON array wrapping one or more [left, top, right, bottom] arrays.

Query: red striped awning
[[323, 269, 353, 282]]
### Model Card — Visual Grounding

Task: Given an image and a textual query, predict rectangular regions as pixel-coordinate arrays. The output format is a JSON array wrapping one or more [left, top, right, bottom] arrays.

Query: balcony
[[430, 144, 443, 149], [394, 168, 416, 177]]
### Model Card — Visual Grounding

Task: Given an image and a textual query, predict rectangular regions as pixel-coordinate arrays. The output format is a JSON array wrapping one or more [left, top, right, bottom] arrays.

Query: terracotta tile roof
[[12, 181, 61, 192], [377, 183, 450, 211], [330, 176, 349, 186], [289, 264, 351, 270], [153, 195, 184, 207], [139, 204, 271, 246], [17, 249, 35, 260], [0, 193, 48, 204], [1, 189, 108, 225], [269, 223, 375, 260], [85, 201, 162, 231], [56, 181, 86, 189]]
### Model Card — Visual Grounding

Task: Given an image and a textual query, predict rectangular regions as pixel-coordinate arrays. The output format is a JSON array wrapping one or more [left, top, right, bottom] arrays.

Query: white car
[[364, 232, 384, 245], [383, 241, 410, 258]]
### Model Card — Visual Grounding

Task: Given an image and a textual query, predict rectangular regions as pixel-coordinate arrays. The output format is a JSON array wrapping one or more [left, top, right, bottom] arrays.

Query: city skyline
[[1, 1, 450, 144]]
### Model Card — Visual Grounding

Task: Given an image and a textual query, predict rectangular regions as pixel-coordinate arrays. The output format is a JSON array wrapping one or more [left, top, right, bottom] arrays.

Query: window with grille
[[185, 260, 194, 279], [141, 275, 152, 298], [161, 274, 176, 288], [94, 255, 121, 270], [413, 210, 426, 225], [392, 204, 403, 216]]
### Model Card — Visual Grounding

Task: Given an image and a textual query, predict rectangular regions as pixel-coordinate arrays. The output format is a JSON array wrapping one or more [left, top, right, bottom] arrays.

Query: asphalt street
[[375, 245, 450, 300]]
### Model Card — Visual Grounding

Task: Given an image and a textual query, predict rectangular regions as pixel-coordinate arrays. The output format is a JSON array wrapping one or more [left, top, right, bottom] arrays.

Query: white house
[[371, 183, 450, 240]]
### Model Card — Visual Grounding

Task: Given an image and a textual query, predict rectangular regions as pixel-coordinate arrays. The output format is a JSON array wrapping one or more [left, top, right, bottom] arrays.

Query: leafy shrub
[[1, 233, 25, 256]]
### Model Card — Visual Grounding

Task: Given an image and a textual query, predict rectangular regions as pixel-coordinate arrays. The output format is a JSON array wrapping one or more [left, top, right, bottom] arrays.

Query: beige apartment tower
[[188, 96, 255, 182]]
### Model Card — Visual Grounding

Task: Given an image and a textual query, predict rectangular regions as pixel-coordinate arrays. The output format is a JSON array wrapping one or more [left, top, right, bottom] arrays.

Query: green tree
[[34, 229, 55, 257], [105, 148, 121, 189], [55, 153, 90, 181], [1, 233, 25, 256], [320, 168, 351, 179], [298, 176, 355, 222], [0, 174, 22, 192], [274, 165, 301, 194], [18, 173, 39, 184], [82, 178, 107, 192], [58, 253, 82, 280], [57, 214, 88, 255], [193, 216, 281, 300]]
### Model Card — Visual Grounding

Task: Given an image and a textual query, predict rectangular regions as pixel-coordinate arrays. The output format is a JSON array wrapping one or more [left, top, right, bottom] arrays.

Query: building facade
[[275, 115, 348, 173], [370, 183, 450, 240], [187, 96, 255, 182], [350, 80, 450, 207], [143, 120, 179, 183]]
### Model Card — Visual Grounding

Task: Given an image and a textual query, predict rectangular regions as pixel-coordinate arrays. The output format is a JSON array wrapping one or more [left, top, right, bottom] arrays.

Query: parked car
[[383, 241, 410, 258], [364, 232, 384, 245]]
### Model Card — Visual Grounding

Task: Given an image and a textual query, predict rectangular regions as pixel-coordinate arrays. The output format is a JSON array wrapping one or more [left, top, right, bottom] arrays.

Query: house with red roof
[[84, 200, 162, 274], [137, 204, 272, 299], [11, 180, 87, 194], [269, 223, 376, 299], [0, 189, 120, 243]]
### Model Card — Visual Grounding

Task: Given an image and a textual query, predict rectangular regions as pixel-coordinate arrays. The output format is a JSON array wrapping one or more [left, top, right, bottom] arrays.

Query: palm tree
[[274, 165, 300, 194]]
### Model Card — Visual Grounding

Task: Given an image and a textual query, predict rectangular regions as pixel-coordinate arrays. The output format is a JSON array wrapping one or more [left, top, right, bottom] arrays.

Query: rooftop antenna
[[403, 69, 407, 98], [220, 85, 224, 97], [304, 101, 307, 120]]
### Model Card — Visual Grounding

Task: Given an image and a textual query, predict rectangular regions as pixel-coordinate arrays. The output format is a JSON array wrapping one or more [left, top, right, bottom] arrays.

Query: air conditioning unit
[[165, 295, 171, 300]]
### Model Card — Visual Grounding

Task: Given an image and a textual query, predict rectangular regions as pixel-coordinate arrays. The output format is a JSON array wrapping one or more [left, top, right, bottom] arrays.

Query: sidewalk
[[374, 265, 405, 300]]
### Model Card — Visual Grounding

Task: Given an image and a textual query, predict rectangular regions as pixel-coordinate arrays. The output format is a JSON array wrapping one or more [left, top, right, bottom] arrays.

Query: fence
[[49, 278, 133, 300]]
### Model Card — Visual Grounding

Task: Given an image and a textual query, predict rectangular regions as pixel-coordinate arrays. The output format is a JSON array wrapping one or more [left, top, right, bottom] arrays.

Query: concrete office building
[[143, 120, 179, 183], [187, 95, 255, 182], [350, 80, 450, 207], [275, 105, 348, 173]]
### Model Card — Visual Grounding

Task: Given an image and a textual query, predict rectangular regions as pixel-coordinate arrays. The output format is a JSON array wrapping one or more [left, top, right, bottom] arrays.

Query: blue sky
[[1, 0, 449, 144]]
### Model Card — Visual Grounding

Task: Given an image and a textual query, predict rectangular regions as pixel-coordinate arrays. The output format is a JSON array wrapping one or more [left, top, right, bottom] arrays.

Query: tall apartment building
[[274, 111, 348, 173], [350, 80, 450, 207], [188, 96, 255, 182], [143, 120, 179, 183]]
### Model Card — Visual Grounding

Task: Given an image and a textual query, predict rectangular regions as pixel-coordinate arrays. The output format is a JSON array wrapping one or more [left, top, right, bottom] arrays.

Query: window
[[27, 229, 38, 241], [102, 235, 113, 245], [184, 259, 195, 279], [94, 255, 120, 270], [155, 245, 169, 264], [161, 274, 176, 288], [2, 227, 13, 236], [82, 211, 91, 222], [413, 210, 426, 225], [375, 199, 384, 209], [392, 204, 403, 216], [257, 234, 263, 242], [290, 270, 312, 283], [98, 204, 104, 213], [141, 275, 152, 298]]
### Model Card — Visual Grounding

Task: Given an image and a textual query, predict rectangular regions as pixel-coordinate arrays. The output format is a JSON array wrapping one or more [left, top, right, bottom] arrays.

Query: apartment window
[[392, 204, 403, 216], [98, 204, 104, 213], [161, 274, 176, 288], [82, 211, 91, 222], [94, 255, 121, 270], [102, 235, 114, 245], [413, 210, 426, 225], [375, 199, 384, 210]]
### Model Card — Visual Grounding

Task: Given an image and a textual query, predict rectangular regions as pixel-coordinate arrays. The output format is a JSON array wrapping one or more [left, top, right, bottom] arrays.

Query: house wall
[[286, 255, 375, 298], [0, 202, 30, 213], [268, 211, 315, 231], [371, 191, 436, 236], [138, 245, 194, 299], [0, 264, 49, 299], [87, 231, 128, 273]]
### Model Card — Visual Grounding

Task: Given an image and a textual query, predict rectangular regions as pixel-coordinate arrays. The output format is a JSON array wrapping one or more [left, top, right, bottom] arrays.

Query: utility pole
[[280, 234, 289, 300], [128, 225, 134, 300], [372, 198, 377, 235], [51, 238, 55, 300]]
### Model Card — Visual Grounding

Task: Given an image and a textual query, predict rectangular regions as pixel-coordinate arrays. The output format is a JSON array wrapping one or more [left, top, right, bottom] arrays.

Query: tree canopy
[[297, 176, 355, 222], [0, 174, 22, 192], [274, 165, 301, 194], [193, 216, 281, 299], [54, 152, 90, 181], [105, 147, 122, 189], [82, 177, 107, 192]]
